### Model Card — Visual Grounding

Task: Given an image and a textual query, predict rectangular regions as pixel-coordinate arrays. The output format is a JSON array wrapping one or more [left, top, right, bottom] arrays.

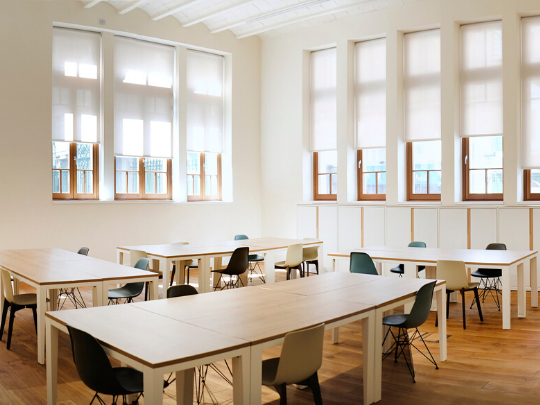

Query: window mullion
[[70, 142, 76, 199], [139, 157, 145, 199]]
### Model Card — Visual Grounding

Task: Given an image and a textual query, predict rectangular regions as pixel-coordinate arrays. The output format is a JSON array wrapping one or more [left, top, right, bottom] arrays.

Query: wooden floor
[[2, 268, 540, 404]]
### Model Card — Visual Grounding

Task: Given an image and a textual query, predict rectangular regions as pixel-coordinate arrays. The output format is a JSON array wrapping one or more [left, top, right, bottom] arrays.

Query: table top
[[117, 237, 322, 258], [328, 246, 537, 266]]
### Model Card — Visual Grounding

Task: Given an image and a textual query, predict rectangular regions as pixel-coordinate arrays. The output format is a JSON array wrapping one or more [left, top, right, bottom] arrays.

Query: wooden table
[[116, 237, 324, 295], [328, 246, 538, 329], [0, 248, 159, 364]]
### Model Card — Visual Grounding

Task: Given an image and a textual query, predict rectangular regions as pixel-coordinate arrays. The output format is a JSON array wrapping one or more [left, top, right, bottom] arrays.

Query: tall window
[[522, 17, 540, 200], [114, 37, 174, 200], [310, 48, 337, 201], [460, 21, 503, 201], [403, 29, 441, 201], [355, 39, 386, 201], [52, 28, 100, 200], [186, 50, 224, 201]]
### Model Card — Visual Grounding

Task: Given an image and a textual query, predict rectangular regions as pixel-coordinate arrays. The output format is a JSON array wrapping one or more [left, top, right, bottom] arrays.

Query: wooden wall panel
[[439, 209, 467, 249], [363, 206, 385, 247], [385, 207, 411, 247], [337, 206, 362, 252], [413, 208, 438, 248]]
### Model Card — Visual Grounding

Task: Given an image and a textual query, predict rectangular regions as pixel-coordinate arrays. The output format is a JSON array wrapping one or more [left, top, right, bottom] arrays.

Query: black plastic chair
[[167, 284, 198, 298], [382, 281, 438, 383], [235, 235, 265, 283], [57, 247, 90, 310], [67, 325, 170, 405], [108, 258, 149, 304], [211, 247, 249, 290], [349, 252, 379, 275], [389, 241, 426, 277], [470, 243, 506, 311]]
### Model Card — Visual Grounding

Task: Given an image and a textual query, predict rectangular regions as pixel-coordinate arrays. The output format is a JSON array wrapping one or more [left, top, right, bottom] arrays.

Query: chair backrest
[[67, 325, 125, 395], [436, 260, 469, 291], [408, 241, 426, 248], [486, 243, 506, 250], [302, 238, 319, 261], [284, 243, 303, 267], [130, 250, 148, 268], [1, 270, 14, 304], [403, 281, 436, 329], [167, 284, 199, 298], [349, 252, 378, 275], [122, 258, 150, 295], [234, 235, 249, 240], [172, 242, 189, 247], [133, 257, 150, 271], [225, 247, 249, 276], [271, 323, 325, 385], [77, 247, 90, 256]]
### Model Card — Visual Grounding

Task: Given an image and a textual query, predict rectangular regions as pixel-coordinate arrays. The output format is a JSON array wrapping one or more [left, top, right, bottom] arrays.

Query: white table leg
[[150, 278, 159, 300], [233, 352, 250, 405], [531, 256, 538, 308], [46, 319, 58, 405], [317, 243, 325, 273], [37, 285, 47, 364], [264, 252, 275, 284], [436, 287, 447, 361], [518, 262, 526, 318], [143, 368, 164, 405], [102, 282, 110, 306], [249, 345, 263, 405], [92, 283, 103, 307], [116, 249, 124, 264], [176, 368, 194, 405], [160, 258, 171, 299], [363, 313, 375, 405], [502, 265, 511, 329], [373, 309, 383, 403], [50, 289, 58, 312], [198, 256, 211, 293], [331, 327, 339, 344], [403, 262, 416, 312]]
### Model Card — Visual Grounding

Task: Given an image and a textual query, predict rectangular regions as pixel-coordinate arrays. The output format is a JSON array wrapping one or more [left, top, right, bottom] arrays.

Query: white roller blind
[[52, 28, 101, 143], [310, 48, 337, 152], [460, 21, 503, 138], [522, 17, 540, 169], [186, 50, 224, 153], [403, 29, 441, 142], [114, 37, 174, 158], [355, 38, 386, 149]]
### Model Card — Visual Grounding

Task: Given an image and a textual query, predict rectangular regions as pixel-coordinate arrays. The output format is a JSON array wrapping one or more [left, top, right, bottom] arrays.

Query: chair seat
[[12, 294, 38, 306], [382, 313, 409, 327], [114, 367, 144, 394], [471, 268, 502, 278], [108, 286, 140, 299], [249, 254, 264, 262], [274, 261, 286, 268], [261, 357, 280, 386], [447, 282, 480, 291], [389, 264, 426, 274]]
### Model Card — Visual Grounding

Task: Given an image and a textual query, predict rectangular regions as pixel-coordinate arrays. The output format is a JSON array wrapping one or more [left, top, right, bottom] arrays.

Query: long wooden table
[[0, 248, 159, 364], [329, 246, 538, 329], [46, 272, 447, 404], [116, 237, 324, 295]]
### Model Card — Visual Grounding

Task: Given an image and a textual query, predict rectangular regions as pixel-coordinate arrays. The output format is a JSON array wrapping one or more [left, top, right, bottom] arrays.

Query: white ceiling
[[82, 0, 421, 39]]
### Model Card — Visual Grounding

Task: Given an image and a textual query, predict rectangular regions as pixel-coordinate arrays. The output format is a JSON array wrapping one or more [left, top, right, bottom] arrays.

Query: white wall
[[0, 0, 262, 261]]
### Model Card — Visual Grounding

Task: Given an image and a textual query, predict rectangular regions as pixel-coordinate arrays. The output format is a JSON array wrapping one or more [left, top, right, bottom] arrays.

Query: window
[[355, 39, 386, 201], [52, 28, 101, 200], [407, 140, 441, 200], [403, 30, 441, 201], [460, 21, 503, 200], [114, 37, 174, 200], [310, 48, 337, 201], [186, 50, 224, 201], [522, 17, 540, 200]]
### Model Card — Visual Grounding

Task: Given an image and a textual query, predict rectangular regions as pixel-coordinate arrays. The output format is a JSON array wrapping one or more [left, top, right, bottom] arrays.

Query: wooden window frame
[[357, 150, 386, 201], [187, 153, 222, 202], [313, 151, 337, 201], [524, 170, 540, 201], [114, 157, 172, 200], [462, 137, 503, 201], [53, 143, 99, 201], [406, 142, 441, 201]]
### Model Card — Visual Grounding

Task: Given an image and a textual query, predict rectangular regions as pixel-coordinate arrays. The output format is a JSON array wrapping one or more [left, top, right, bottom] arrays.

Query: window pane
[[331, 174, 337, 194], [53, 142, 70, 169], [470, 169, 486, 194], [116, 156, 138, 171], [487, 169, 503, 193], [362, 148, 386, 172], [363, 173, 376, 194], [412, 171, 428, 194], [194, 175, 201, 195], [127, 172, 139, 193], [145, 158, 166, 172], [52, 170, 60, 193], [187, 176, 194, 196], [61, 171, 70, 193], [205, 175, 218, 196], [187, 152, 201, 174], [116, 172, 127, 193], [76, 144, 93, 170], [205, 153, 218, 176], [318, 175, 330, 194], [85, 171, 93, 194], [429, 171, 441, 194], [317, 151, 337, 174], [156, 173, 167, 194], [77, 171, 84, 194], [145, 173, 155, 194], [531, 169, 540, 194], [469, 135, 503, 169], [412, 140, 441, 170], [377, 172, 386, 194]]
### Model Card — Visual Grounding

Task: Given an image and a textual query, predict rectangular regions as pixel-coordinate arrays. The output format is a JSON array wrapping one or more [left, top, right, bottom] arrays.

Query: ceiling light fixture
[[245, 0, 330, 25]]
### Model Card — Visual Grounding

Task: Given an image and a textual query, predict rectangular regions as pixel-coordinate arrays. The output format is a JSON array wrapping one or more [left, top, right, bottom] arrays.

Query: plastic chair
[[349, 252, 379, 275], [167, 284, 198, 298], [57, 247, 90, 310], [235, 235, 265, 283], [275, 243, 304, 280], [108, 258, 150, 304], [470, 243, 506, 311], [212, 247, 249, 290], [0, 269, 38, 350], [382, 281, 438, 382], [389, 241, 427, 277], [262, 323, 325, 405], [436, 260, 483, 329], [169, 242, 190, 286], [302, 238, 320, 277]]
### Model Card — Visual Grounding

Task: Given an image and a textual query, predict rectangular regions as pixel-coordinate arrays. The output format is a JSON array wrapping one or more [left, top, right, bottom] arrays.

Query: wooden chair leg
[[0, 300, 9, 340], [170, 265, 176, 287], [309, 372, 323, 405], [32, 307, 37, 334], [460, 290, 466, 330], [315, 260, 319, 275], [275, 383, 287, 405], [474, 287, 483, 322], [7, 307, 16, 350]]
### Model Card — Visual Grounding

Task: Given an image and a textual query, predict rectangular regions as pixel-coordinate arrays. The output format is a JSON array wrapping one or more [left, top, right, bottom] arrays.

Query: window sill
[[52, 200, 232, 205], [453, 201, 503, 206], [299, 201, 338, 205], [344, 201, 386, 206]]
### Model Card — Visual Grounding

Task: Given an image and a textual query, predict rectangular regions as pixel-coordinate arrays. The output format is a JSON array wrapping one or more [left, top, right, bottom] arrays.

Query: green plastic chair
[[108, 258, 150, 304], [349, 252, 378, 275]]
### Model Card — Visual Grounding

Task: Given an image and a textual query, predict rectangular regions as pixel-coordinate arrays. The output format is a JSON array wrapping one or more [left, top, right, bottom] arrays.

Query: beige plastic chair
[[436, 260, 483, 329], [302, 238, 320, 277], [275, 243, 304, 280], [262, 323, 325, 405]]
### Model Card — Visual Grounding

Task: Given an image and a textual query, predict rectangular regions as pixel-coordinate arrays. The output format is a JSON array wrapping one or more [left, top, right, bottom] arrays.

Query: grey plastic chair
[[349, 252, 379, 275], [382, 281, 438, 383], [390, 241, 426, 277], [470, 243, 505, 311], [262, 323, 325, 405], [57, 247, 90, 310], [212, 247, 249, 290], [108, 258, 150, 304], [234, 235, 265, 283]]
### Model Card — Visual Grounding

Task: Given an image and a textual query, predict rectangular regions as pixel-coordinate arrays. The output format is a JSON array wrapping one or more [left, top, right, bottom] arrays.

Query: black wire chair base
[[195, 360, 233, 405], [470, 277, 501, 311], [382, 327, 438, 383], [57, 287, 87, 310], [90, 392, 142, 405], [213, 274, 245, 291], [249, 261, 265, 283]]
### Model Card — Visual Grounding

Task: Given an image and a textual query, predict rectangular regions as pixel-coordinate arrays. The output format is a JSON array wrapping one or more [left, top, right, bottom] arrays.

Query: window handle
[[464, 155, 468, 165], [358, 160, 361, 168]]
